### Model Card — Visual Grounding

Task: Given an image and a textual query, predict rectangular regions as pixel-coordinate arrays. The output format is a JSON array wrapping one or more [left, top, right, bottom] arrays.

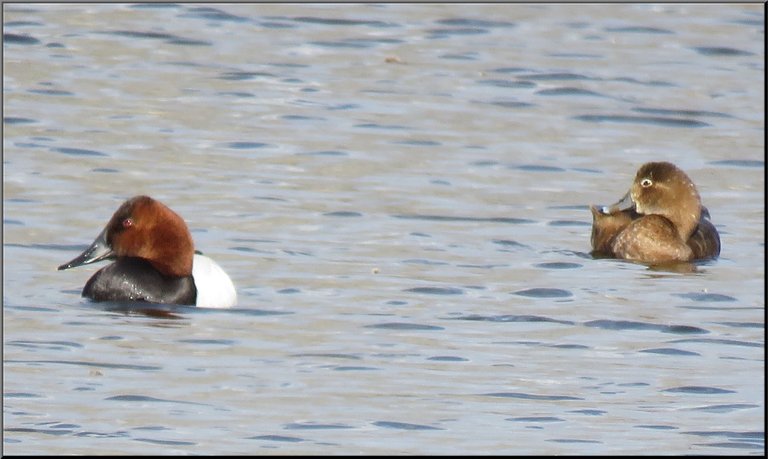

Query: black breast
[[82, 258, 196, 305]]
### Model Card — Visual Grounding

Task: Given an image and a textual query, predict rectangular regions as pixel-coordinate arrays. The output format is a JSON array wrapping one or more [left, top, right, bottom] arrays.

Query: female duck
[[590, 162, 720, 264], [59, 195, 237, 308]]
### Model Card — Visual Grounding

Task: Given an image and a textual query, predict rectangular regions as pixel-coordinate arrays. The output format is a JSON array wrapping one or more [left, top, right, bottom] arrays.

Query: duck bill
[[606, 190, 635, 214], [57, 228, 115, 270]]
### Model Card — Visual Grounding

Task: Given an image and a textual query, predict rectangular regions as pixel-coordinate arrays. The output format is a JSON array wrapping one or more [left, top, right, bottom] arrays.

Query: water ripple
[[639, 347, 700, 356], [483, 392, 583, 401], [5, 359, 160, 371], [3, 33, 41, 45], [507, 416, 565, 422], [104, 30, 211, 46], [689, 404, 760, 413], [248, 434, 305, 442], [534, 262, 582, 269], [106, 395, 212, 405], [632, 107, 732, 118], [393, 214, 535, 224], [52, 147, 109, 157], [492, 239, 532, 249], [284, 422, 352, 430], [452, 314, 575, 325], [662, 386, 736, 395], [513, 288, 572, 298], [3, 117, 37, 124], [573, 114, 710, 128], [290, 16, 396, 27], [427, 355, 468, 362], [524, 72, 592, 81], [372, 421, 444, 431], [536, 87, 606, 97], [404, 286, 463, 295], [674, 292, 737, 302], [692, 46, 754, 56], [583, 320, 708, 335], [135, 438, 196, 446], [604, 26, 674, 34], [180, 6, 249, 22], [364, 322, 444, 331], [669, 338, 761, 347]]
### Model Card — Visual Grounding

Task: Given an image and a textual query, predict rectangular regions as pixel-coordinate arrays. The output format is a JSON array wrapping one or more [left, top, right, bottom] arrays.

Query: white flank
[[192, 254, 237, 308]]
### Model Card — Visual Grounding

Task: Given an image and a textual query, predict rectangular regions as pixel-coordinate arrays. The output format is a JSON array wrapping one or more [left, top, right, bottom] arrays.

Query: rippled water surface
[[3, 3, 764, 455]]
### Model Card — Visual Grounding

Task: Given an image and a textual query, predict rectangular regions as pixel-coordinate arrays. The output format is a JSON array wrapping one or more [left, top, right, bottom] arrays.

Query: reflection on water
[[3, 2, 764, 456]]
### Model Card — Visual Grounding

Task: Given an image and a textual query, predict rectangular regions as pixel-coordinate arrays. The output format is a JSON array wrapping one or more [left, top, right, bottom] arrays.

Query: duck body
[[59, 195, 237, 308], [82, 258, 198, 304], [590, 162, 720, 264]]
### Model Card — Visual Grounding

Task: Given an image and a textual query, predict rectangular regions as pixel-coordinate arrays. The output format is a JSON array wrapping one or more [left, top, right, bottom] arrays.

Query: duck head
[[610, 162, 702, 241], [58, 195, 194, 278]]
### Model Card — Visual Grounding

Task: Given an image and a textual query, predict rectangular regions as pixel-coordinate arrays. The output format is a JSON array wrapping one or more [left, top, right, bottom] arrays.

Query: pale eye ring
[[122, 218, 133, 228], [640, 178, 653, 188]]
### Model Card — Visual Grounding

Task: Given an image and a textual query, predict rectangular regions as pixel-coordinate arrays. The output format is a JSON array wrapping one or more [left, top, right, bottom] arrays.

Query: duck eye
[[122, 218, 133, 228], [641, 178, 653, 188]]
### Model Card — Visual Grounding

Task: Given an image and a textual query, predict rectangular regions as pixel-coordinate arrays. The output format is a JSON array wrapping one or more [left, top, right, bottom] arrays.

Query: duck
[[58, 195, 237, 308], [590, 162, 721, 264]]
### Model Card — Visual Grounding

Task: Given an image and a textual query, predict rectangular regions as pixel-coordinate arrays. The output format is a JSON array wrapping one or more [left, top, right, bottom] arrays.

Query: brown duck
[[590, 162, 721, 264]]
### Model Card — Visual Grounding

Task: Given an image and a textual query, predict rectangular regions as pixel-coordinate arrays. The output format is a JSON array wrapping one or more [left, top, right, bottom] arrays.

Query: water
[[3, 3, 764, 455]]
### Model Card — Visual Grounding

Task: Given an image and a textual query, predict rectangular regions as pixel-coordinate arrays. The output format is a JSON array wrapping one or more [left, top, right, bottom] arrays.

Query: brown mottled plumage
[[590, 162, 720, 264]]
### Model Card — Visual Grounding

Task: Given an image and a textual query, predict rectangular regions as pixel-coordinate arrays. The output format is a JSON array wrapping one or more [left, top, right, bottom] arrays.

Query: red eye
[[122, 218, 133, 228]]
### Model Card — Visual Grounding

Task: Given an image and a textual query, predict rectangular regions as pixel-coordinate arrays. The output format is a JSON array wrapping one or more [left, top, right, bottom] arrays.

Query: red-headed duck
[[58, 195, 237, 308], [590, 162, 721, 264]]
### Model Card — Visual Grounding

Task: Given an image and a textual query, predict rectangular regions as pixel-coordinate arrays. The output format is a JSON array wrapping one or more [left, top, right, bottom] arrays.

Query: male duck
[[59, 195, 237, 308]]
